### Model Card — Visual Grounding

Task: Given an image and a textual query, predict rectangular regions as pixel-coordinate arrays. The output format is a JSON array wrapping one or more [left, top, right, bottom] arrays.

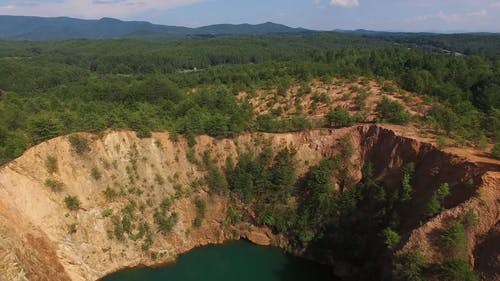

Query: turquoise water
[[102, 241, 334, 281]]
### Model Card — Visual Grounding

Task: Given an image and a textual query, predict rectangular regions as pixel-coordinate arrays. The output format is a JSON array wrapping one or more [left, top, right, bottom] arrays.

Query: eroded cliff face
[[0, 125, 498, 281]]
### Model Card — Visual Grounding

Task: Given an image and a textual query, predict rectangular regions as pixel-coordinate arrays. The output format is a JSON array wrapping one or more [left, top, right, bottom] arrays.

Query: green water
[[102, 241, 334, 281]]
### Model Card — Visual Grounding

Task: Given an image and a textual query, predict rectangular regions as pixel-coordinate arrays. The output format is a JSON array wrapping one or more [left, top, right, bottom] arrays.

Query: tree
[[382, 227, 401, 250], [393, 250, 427, 281], [376, 97, 411, 125], [442, 221, 467, 259], [206, 166, 228, 194], [491, 143, 500, 159], [28, 115, 64, 143], [437, 259, 479, 281], [326, 106, 353, 128], [425, 183, 450, 217]]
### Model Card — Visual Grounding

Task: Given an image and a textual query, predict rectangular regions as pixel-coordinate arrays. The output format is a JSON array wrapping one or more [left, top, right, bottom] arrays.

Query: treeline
[[373, 33, 500, 59], [0, 34, 499, 163]]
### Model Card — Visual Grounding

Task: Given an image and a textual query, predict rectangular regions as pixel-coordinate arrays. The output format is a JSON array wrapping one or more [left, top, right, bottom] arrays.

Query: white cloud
[[412, 9, 488, 23], [330, 0, 359, 8], [0, 0, 207, 19]]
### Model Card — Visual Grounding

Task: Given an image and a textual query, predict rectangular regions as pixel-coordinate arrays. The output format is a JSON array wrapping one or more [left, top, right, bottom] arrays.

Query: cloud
[[330, 0, 359, 8], [492, 1, 500, 7], [412, 9, 488, 23], [0, 0, 207, 19]]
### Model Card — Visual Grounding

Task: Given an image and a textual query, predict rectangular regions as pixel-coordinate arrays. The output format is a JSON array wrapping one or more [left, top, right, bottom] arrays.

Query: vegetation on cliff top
[[0, 34, 499, 164]]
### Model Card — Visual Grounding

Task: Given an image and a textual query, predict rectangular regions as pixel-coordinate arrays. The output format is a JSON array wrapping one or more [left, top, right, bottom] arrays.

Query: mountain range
[[0, 15, 314, 40]]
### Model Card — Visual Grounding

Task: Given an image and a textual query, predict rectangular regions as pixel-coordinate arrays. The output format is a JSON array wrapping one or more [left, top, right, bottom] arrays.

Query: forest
[[0, 32, 499, 164]]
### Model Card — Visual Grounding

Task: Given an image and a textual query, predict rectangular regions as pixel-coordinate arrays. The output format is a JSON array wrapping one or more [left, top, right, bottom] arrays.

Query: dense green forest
[[0, 33, 500, 164]]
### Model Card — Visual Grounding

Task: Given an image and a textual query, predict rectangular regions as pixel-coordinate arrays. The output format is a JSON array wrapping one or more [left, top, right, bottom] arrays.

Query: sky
[[0, 0, 499, 32]]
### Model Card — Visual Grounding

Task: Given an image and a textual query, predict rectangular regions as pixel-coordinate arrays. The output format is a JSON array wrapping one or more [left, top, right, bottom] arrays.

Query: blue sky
[[0, 0, 499, 32]]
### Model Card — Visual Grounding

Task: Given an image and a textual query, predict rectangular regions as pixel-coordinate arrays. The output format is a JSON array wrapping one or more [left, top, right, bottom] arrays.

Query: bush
[[154, 211, 178, 234], [44, 178, 64, 192], [91, 167, 102, 180], [376, 97, 411, 125], [135, 128, 152, 138], [45, 156, 58, 174], [104, 187, 117, 200], [102, 209, 113, 217], [186, 148, 199, 165], [462, 210, 478, 229], [68, 135, 90, 155], [193, 197, 206, 228], [64, 195, 80, 211], [326, 106, 353, 128]]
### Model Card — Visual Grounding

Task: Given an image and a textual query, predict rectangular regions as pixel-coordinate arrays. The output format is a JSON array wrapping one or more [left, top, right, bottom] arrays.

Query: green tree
[[393, 250, 427, 281], [491, 143, 500, 159], [437, 259, 479, 281], [382, 227, 401, 250], [442, 221, 467, 259], [376, 97, 411, 125], [326, 106, 353, 128]]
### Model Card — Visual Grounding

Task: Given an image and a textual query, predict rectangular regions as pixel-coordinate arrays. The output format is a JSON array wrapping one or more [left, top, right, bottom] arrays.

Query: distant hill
[[0, 15, 314, 40]]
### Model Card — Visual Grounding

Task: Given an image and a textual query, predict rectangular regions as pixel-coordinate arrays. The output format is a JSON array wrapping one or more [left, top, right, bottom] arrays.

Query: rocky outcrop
[[0, 125, 498, 281]]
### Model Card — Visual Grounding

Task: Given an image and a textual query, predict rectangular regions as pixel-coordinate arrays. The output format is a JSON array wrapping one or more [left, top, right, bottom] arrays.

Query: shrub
[[104, 187, 117, 200], [193, 197, 206, 228], [462, 210, 478, 229], [154, 211, 178, 234], [311, 92, 330, 104], [102, 209, 113, 217], [91, 167, 102, 180], [64, 195, 80, 211], [155, 174, 165, 185], [45, 156, 58, 174], [297, 82, 312, 96], [160, 198, 172, 211], [44, 178, 64, 192], [186, 148, 199, 165], [136, 128, 151, 138], [111, 215, 125, 240], [436, 135, 448, 148], [68, 134, 90, 155]]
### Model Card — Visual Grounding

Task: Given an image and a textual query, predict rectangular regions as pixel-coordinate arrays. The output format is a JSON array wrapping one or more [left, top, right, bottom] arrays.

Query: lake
[[102, 240, 334, 281]]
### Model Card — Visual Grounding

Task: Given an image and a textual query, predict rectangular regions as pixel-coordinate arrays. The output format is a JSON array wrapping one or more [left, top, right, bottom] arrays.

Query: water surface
[[103, 240, 334, 281]]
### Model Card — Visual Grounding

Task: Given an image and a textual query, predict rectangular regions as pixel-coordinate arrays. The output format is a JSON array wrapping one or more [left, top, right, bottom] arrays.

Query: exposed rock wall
[[0, 126, 497, 281]]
